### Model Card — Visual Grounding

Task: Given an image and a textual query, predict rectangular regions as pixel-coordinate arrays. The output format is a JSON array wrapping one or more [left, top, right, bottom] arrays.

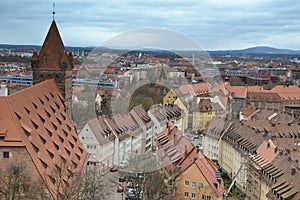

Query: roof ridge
[[8, 79, 57, 98]]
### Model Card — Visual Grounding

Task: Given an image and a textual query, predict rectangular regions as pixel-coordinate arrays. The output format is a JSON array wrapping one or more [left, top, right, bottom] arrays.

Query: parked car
[[127, 188, 136, 198], [120, 160, 129, 168], [196, 142, 203, 149], [117, 184, 124, 193], [119, 175, 126, 182], [110, 166, 118, 172], [128, 173, 138, 179]]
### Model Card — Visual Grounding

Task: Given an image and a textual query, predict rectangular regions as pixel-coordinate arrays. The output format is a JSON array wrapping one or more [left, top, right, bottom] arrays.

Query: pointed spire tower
[[31, 20, 74, 119]]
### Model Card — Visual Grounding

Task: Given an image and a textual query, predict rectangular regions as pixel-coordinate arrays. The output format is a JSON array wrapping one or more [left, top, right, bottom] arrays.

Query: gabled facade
[[130, 105, 154, 152], [176, 148, 225, 200], [105, 113, 143, 165], [192, 98, 217, 131], [163, 88, 178, 105], [78, 117, 115, 169]]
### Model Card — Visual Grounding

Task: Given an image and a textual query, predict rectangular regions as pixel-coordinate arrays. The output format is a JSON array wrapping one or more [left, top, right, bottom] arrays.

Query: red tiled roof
[[240, 105, 259, 118], [252, 140, 279, 167], [179, 83, 210, 97], [247, 91, 281, 102], [0, 79, 89, 198], [271, 85, 300, 100], [156, 121, 225, 197], [194, 158, 225, 196]]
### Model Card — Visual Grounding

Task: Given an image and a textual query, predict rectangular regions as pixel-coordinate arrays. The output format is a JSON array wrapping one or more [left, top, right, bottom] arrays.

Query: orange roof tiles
[[253, 140, 279, 167], [156, 121, 225, 197], [271, 85, 300, 100], [0, 97, 23, 143], [226, 85, 247, 98], [179, 83, 210, 97], [240, 105, 259, 118], [0, 79, 88, 198]]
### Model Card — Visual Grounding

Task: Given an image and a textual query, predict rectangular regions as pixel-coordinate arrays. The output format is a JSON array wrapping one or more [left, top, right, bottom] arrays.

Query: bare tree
[[0, 161, 46, 200], [78, 167, 110, 200], [143, 170, 171, 200]]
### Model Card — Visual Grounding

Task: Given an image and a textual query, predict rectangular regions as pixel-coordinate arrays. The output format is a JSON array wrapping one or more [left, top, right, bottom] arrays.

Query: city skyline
[[1, 0, 300, 50]]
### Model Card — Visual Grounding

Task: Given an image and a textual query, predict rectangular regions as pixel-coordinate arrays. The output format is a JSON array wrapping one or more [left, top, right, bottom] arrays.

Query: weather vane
[[52, 2, 55, 20]]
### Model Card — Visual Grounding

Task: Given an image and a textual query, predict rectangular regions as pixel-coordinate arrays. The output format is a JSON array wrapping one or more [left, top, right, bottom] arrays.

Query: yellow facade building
[[163, 88, 178, 105], [176, 149, 225, 200], [192, 99, 216, 131]]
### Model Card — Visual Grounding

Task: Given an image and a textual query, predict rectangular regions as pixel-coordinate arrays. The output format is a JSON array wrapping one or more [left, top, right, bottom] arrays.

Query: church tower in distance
[[31, 20, 73, 119]]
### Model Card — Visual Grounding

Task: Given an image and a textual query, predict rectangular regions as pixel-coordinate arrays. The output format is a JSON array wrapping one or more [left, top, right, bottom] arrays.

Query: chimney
[[0, 84, 8, 96], [291, 167, 296, 176]]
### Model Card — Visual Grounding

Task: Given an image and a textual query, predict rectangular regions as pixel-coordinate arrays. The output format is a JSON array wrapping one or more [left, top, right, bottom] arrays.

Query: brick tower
[[31, 20, 73, 119]]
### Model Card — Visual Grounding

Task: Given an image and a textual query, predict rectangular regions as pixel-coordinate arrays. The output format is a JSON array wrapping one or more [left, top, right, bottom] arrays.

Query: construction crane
[[223, 152, 249, 199], [223, 163, 244, 198]]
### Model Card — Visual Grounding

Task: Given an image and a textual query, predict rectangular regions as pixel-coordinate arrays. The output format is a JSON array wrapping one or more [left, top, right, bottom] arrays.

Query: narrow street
[[102, 170, 125, 200]]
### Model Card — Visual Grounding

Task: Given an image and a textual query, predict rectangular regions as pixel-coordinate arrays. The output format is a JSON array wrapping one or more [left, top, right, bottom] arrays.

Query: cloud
[[1, 0, 300, 50]]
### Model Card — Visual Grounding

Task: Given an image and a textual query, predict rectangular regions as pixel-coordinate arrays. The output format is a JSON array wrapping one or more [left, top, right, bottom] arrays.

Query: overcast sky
[[1, 0, 300, 50]]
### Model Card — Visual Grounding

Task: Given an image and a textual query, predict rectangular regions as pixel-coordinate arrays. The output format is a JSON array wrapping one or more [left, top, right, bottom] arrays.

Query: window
[[192, 182, 196, 188], [192, 193, 196, 199], [199, 183, 204, 189], [184, 180, 189, 186], [202, 195, 211, 200], [184, 192, 189, 198], [3, 151, 9, 158]]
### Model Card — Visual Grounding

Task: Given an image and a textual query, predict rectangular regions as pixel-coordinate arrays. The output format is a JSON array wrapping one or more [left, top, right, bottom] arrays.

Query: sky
[[1, 0, 300, 50]]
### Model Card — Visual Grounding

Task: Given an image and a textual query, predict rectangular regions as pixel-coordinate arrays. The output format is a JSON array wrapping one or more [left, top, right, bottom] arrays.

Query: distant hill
[[209, 46, 300, 55], [1, 44, 300, 55]]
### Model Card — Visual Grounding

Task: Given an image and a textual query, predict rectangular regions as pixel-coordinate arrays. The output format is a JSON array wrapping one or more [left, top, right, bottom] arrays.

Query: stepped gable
[[0, 79, 88, 198]]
